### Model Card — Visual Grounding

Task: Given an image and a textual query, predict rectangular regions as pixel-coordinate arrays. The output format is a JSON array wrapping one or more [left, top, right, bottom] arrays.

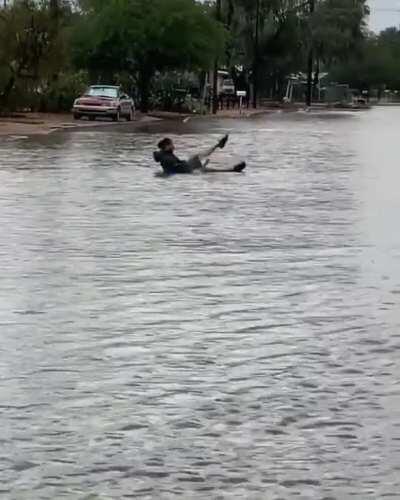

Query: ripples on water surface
[[0, 108, 400, 499]]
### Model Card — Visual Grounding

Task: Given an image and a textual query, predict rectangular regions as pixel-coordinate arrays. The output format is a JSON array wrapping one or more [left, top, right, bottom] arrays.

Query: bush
[[38, 71, 89, 112]]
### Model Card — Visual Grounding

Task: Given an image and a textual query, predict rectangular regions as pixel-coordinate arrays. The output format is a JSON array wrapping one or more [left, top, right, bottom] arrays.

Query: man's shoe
[[233, 162, 246, 172], [217, 134, 229, 149]]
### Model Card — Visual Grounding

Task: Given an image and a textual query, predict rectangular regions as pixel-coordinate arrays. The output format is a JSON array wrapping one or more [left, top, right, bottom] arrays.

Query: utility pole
[[306, 0, 315, 107], [212, 0, 222, 114], [252, 0, 260, 109]]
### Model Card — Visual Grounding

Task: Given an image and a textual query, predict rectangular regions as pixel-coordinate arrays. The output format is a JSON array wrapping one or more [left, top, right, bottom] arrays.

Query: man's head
[[158, 137, 174, 153]]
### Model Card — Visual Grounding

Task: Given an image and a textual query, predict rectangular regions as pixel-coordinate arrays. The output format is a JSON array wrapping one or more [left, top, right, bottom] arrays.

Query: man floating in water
[[153, 135, 246, 175]]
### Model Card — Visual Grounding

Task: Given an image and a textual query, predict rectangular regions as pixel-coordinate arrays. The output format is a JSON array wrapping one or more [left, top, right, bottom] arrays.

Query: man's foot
[[233, 162, 246, 172], [217, 134, 229, 149]]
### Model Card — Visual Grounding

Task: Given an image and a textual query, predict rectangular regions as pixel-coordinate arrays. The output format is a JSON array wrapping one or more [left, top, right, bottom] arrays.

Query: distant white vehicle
[[221, 78, 235, 95], [72, 85, 135, 122], [217, 71, 235, 96]]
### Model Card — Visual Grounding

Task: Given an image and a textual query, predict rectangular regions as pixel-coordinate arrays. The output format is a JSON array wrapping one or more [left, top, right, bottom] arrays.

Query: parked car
[[72, 85, 135, 121]]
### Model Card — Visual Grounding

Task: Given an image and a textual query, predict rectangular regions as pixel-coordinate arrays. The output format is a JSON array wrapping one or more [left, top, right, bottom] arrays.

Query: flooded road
[[0, 107, 400, 499]]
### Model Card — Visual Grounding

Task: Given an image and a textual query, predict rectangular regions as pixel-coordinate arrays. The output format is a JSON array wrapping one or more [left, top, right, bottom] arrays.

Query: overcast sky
[[369, 0, 400, 32]]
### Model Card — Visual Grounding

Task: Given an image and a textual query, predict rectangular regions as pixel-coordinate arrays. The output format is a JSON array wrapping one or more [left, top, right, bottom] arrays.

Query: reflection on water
[[0, 108, 400, 499]]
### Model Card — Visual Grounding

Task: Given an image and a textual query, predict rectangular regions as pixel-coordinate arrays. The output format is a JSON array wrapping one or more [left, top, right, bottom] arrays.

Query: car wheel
[[113, 109, 121, 122], [89, 115, 95, 121], [126, 107, 133, 121], [73, 113, 81, 120]]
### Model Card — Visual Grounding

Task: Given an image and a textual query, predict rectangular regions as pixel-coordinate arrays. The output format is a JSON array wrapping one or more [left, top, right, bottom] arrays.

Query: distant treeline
[[1, 0, 397, 112]]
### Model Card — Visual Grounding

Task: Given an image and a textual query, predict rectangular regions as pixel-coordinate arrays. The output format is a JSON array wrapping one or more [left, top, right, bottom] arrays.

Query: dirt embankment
[[1, 104, 369, 138], [0, 109, 273, 137], [0, 112, 157, 138]]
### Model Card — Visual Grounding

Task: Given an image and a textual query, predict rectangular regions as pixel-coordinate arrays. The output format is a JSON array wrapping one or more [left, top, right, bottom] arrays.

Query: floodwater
[[0, 107, 399, 500]]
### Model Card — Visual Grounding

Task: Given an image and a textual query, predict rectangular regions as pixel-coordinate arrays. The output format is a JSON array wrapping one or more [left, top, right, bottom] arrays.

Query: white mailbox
[[236, 90, 247, 114]]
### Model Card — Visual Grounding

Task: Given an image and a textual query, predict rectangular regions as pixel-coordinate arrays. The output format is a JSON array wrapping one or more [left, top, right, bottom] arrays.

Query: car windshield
[[86, 87, 118, 98]]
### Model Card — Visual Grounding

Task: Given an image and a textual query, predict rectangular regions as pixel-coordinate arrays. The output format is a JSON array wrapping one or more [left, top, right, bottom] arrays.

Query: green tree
[[302, 0, 369, 105], [222, 0, 304, 104], [225, 0, 368, 105], [0, 0, 74, 111], [73, 0, 225, 111], [330, 28, 400, 94]]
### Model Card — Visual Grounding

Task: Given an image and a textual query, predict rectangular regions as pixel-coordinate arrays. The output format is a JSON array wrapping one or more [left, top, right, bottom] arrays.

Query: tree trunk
[[212, 0, 222, 114], [313, 57, 320, 101], [252, 0, 260, 109], [0, 75, 15, 112], [50, 0, 59, 36], [139, 83, 150, 113], [50, 0, 58, 17], [138, 66, 153, 113], [225, 0, 235, 67], [306, 49, 313, 106], [305, 0, 315, 107], [212, 64, 219, 114], [313, 58, 319, 89]]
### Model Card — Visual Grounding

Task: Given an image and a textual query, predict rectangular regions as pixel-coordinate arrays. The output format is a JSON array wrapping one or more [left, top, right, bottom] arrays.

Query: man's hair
[[158, 137, 172, 150]]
